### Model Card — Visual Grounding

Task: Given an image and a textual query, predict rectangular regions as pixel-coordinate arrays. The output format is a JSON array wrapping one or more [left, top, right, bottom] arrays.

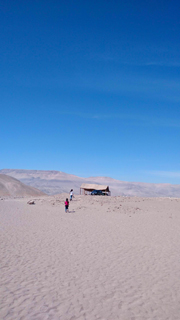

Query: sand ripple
[[1, 196, 180, 319]]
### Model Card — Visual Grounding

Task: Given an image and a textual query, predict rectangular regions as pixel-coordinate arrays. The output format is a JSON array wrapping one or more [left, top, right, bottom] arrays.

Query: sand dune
[[1, 168, 180, 197], [1, 194, 180, 319], [0, 174, 46, 197]]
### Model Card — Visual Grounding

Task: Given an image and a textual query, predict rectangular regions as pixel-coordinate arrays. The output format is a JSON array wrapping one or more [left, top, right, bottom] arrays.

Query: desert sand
[[1, 194, 180, 320]]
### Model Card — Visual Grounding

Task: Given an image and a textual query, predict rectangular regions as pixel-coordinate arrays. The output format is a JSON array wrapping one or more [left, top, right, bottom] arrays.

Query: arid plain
[[1, 193, 180, 320]]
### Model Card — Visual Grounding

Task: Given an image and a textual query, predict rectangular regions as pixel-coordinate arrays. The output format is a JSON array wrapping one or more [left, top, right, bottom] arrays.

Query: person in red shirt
[[64, 198, 69, 213]]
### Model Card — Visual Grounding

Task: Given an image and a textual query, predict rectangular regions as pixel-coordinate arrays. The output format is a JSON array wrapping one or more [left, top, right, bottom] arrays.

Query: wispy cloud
[[147, 171, 180, 178], [149, 118, 180, 128], [64, 76, 180, 104], [56, 111, 180, 128], [91, 48, 180, 68], [140, 61, 180, 67], [4, 65, 180, 104]]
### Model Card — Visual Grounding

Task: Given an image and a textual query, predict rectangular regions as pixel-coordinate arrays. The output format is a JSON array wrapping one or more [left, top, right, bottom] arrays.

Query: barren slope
[[0, 174, 46, 197]]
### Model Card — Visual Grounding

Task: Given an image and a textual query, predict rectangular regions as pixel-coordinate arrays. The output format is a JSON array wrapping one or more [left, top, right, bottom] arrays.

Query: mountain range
[[1, 169, 180, 198]]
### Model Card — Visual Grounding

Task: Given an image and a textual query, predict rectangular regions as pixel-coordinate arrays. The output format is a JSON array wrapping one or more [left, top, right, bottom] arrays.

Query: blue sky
[[1, 0, 180, 184]]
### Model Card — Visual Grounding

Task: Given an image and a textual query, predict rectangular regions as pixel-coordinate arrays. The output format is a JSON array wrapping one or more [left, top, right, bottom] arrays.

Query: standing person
[[65, 198, 69, 213], [70, 189, 74, 201]]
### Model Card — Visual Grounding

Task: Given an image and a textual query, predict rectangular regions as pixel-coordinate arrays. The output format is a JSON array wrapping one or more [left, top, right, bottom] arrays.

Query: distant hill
[[1, 169, 180, 198], [0, 174, 46, 197], [0, 169, 180, 198], [0, 169, 85, 196], [87, 176, 180, 198]]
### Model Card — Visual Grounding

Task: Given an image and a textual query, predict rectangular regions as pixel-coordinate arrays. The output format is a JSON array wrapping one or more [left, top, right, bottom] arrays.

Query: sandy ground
[[1, 194, 180, 320]]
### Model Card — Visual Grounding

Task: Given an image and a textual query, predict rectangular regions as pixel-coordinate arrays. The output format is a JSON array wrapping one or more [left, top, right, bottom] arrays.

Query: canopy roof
[[80, 183, 110, 191]]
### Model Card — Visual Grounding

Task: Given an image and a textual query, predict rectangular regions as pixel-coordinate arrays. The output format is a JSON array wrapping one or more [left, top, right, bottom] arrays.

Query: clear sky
[[1, 0, 180, 184]]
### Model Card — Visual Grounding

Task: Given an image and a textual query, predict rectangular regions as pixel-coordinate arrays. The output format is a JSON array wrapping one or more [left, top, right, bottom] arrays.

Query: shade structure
[[80, 183, 110, 195]]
